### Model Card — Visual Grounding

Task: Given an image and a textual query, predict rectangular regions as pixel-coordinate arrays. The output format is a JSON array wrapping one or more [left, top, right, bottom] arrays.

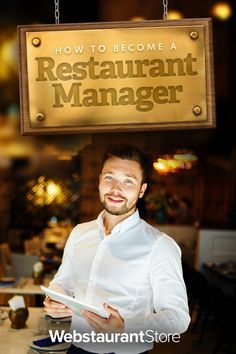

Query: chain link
[[54, 0, 60, 24], [163, 0, 168, 20]]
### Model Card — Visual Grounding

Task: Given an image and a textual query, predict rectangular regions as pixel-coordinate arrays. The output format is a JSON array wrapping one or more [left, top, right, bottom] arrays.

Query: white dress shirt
[[49, 210, 190, 353]]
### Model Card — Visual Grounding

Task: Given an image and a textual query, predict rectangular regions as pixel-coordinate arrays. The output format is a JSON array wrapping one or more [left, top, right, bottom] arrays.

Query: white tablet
[[41, 286, 109, 318]]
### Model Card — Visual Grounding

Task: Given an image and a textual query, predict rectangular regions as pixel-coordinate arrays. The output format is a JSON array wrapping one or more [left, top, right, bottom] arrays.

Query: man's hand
[[81, 303, 124, 333], [43, 296, 73, 318]]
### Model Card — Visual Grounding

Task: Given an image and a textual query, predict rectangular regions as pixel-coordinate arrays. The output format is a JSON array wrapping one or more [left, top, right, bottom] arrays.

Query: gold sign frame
[[18, 19, 215, 135]]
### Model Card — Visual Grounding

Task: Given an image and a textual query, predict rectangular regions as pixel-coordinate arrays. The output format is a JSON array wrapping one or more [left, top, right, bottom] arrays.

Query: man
[[44, 144, 190, 354]]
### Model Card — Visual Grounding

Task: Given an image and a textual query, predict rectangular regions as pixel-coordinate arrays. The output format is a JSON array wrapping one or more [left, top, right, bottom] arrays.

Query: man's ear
[[139, 183, 147, 198]]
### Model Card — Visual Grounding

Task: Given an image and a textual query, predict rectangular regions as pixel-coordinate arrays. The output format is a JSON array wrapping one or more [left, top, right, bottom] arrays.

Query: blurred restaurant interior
[[0, 0, 236, 353]]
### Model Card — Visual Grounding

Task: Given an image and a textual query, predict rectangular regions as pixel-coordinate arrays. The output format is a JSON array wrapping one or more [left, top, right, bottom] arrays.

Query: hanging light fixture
[[210, 1, 233, 21]]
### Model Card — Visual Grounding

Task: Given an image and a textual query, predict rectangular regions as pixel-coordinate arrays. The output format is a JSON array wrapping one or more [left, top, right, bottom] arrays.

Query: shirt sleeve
[[124, 235, 190, 335], [48, 227, 78, 296]]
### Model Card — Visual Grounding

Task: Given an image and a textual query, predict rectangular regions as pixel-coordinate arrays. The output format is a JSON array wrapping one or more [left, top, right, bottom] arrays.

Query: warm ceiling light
[[173, 153, 198, 162], [211, 2, 232, 20], [153, 160, 170, 175], [167, 10, 183, 20], [153, 151, 198, 175], [130, 16, 146, 21], [0, 34, 18, 81], [27, 177, 67, 206], [46, 181, 62, 199]]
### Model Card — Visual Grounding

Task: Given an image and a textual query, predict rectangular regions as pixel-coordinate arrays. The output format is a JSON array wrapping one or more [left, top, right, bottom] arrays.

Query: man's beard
[[101, 194, 137, 216]]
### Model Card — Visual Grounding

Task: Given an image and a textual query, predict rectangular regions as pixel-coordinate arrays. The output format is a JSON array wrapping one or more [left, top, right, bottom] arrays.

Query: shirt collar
[[96, 209, 141, 236]]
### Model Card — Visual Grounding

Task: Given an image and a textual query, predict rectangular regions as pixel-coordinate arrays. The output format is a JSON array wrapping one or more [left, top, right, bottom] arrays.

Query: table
[[202, 262, 236, 297], [0, 307, 44, 354], [0, 276, 51, 295], [0, 276, 52, 307], [0, 307, 71, 354]]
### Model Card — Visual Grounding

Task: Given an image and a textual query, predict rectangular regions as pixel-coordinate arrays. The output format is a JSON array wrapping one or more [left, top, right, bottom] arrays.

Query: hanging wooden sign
[[18, 18, 215, 135]]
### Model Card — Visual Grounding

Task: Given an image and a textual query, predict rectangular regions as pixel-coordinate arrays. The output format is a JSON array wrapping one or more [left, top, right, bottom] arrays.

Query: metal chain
[[163, 0, 168, 20], [54, 0, 60, 24]]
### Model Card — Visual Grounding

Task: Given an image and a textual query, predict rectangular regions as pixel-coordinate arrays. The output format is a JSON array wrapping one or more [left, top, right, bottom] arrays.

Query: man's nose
[[110, 180, 122, 192]]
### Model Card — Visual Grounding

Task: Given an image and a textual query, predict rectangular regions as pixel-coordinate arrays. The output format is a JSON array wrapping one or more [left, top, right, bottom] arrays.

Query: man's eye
[[124, 179, 133, 184], [105, 176, 112, 180]]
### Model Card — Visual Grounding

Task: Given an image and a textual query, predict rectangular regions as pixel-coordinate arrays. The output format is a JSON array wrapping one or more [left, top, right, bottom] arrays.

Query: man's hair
[[101, 144, 151, 183]]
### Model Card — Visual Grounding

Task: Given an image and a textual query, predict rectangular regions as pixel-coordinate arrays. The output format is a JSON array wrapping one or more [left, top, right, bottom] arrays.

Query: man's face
[[99, 157, 147, 216]]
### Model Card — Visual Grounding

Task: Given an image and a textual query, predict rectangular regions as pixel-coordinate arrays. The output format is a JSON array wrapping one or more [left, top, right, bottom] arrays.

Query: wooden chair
[[0, 243, 14, 277]]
